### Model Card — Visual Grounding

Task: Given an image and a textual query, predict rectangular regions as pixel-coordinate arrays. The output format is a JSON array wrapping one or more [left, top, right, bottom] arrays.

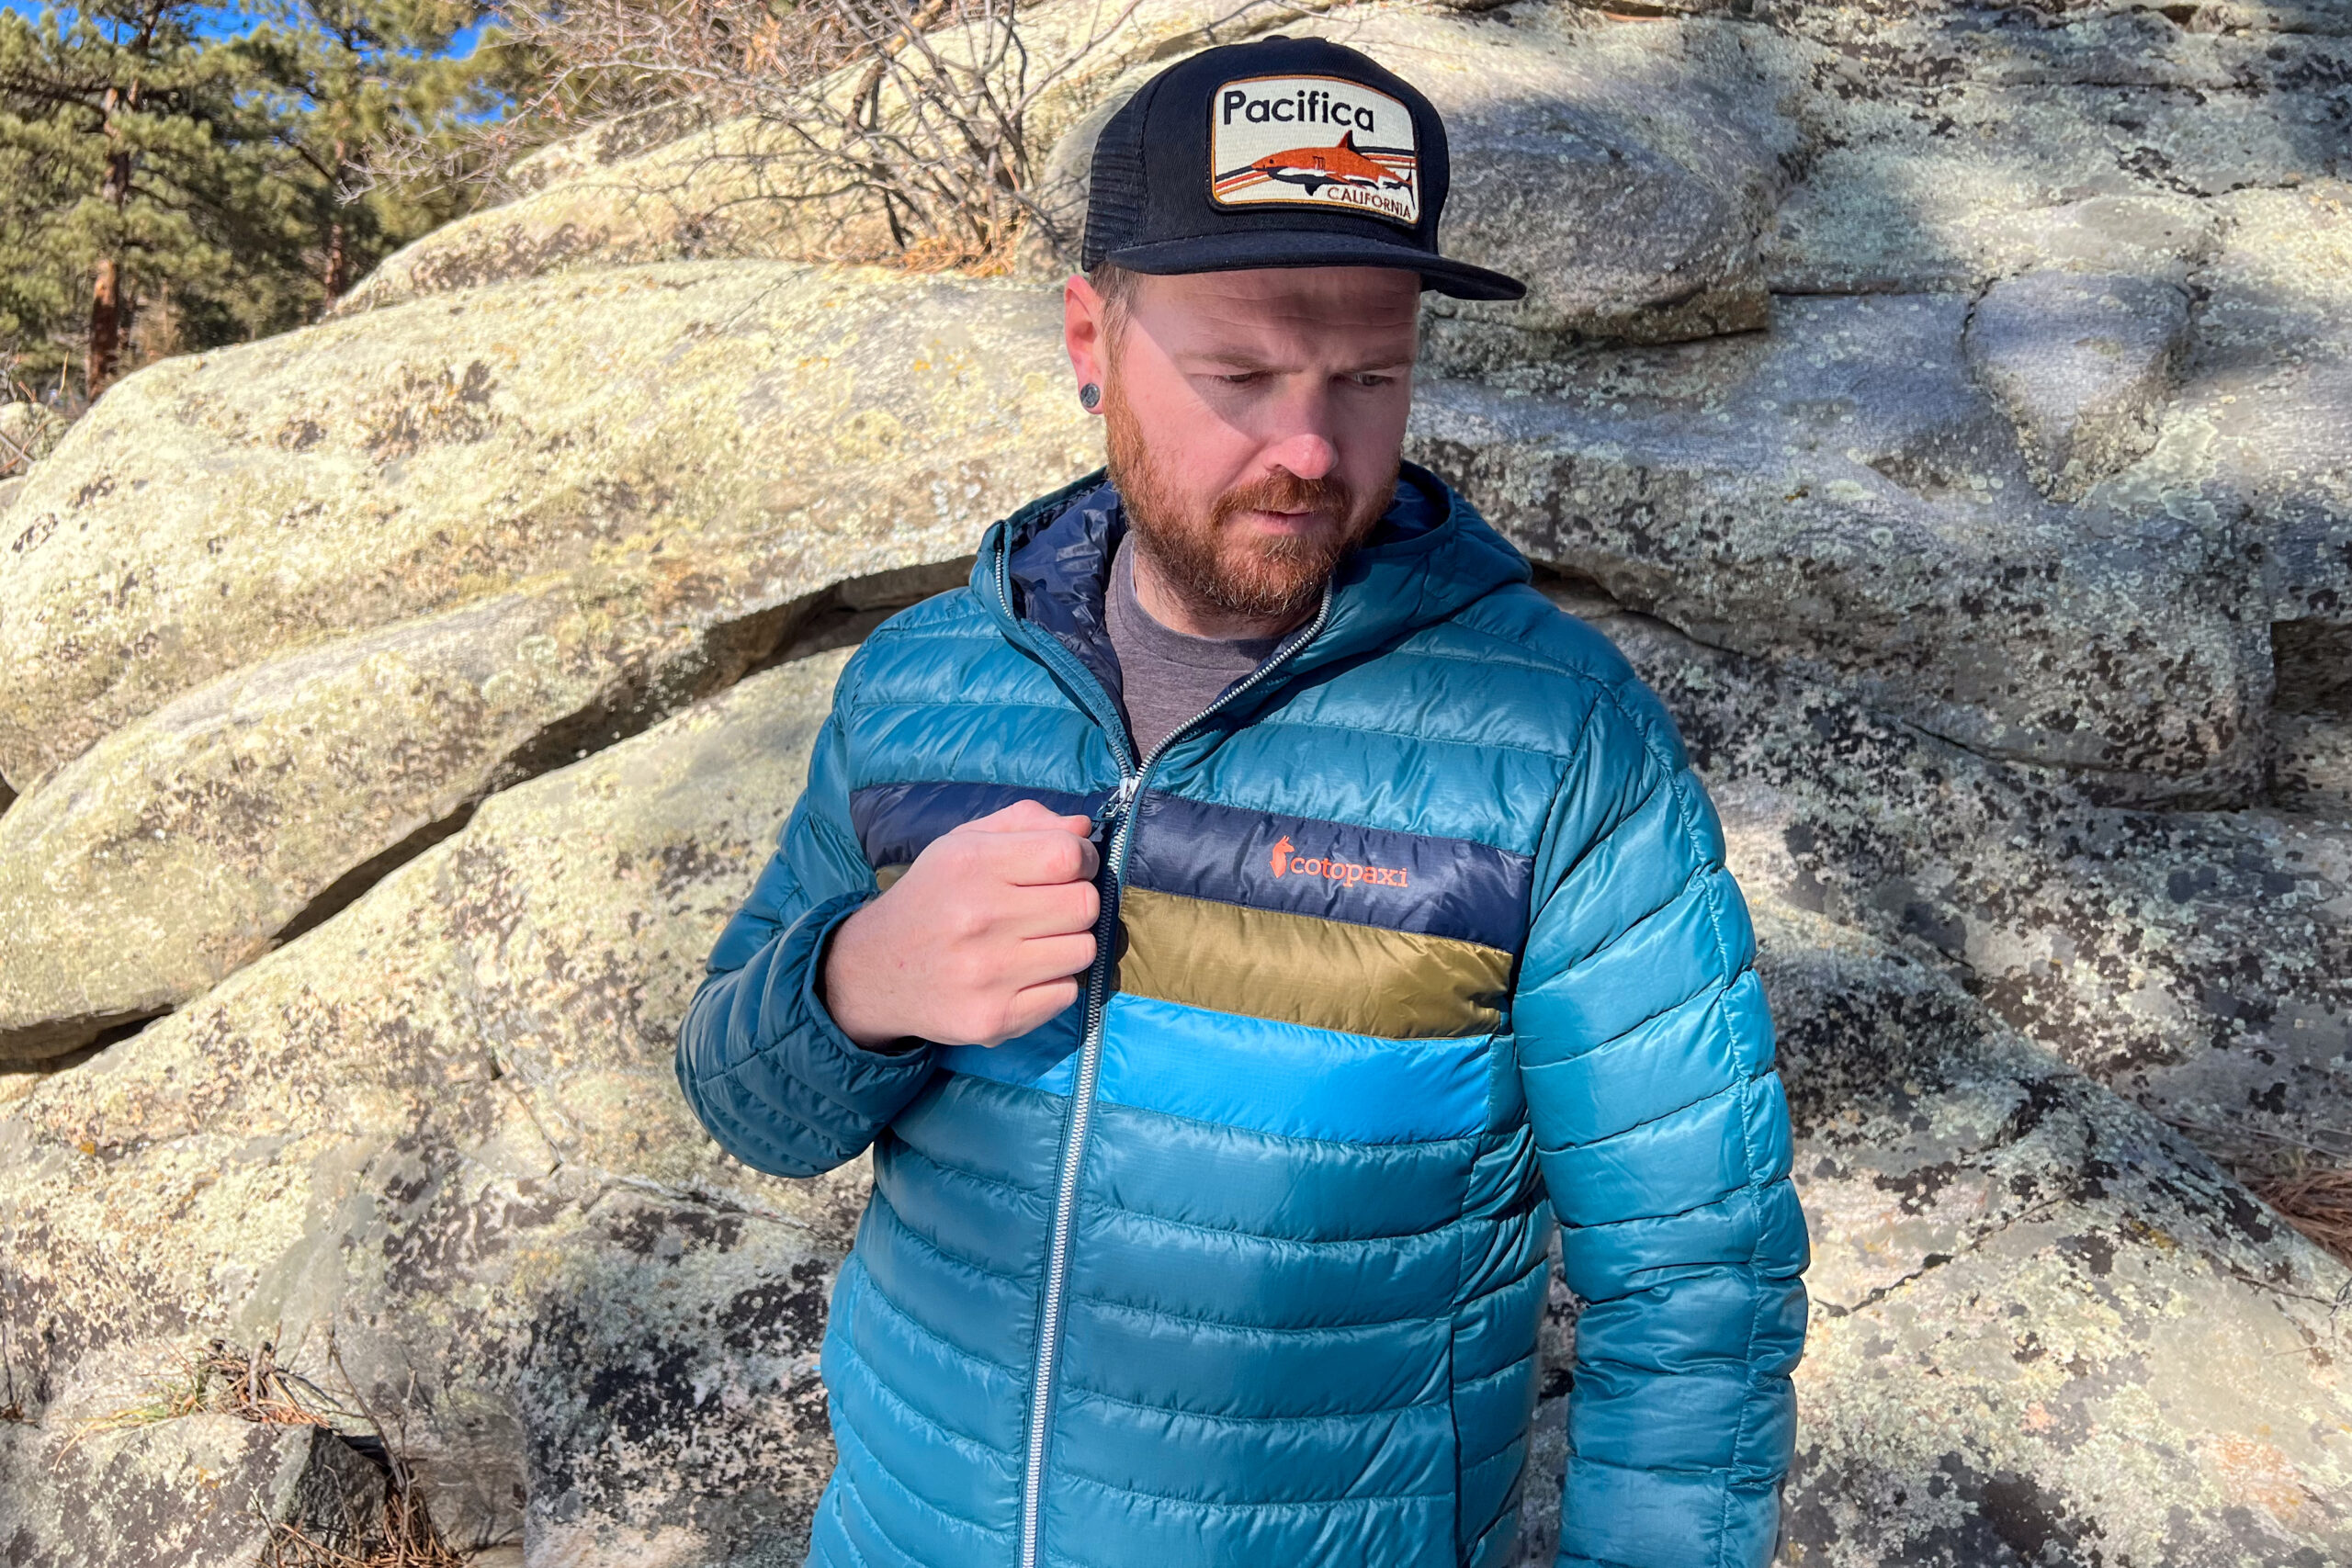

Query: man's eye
[[1216, 371, 1266, 387], [1350, 372, 1397, 389]]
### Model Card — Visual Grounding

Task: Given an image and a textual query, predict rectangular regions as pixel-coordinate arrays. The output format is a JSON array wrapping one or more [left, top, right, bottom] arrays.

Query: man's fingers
[[960, 826, 1098, 886], [948, 803, 1102, 884], [1051, 829, 1101, 886], [1000, 931, 1098, 991], [996, 879, 1099, 941], [961, 799, 1091, 836], [986, 976, 1086, 1045]]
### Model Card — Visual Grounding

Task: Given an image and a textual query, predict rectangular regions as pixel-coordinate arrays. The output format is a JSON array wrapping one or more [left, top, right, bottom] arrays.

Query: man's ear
[[1064, 274, 1110, 409]]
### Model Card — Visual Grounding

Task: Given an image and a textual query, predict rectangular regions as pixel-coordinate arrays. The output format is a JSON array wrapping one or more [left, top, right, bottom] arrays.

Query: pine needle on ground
[[263, 1484, 469, 1568], [64, 1339, 340, 1453], [2252, 1166, 2352, 1265], [59, 1337, 474, 1564]]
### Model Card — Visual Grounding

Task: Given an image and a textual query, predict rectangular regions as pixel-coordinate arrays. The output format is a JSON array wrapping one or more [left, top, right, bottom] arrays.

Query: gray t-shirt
[[1105, 534, 1285, 760]]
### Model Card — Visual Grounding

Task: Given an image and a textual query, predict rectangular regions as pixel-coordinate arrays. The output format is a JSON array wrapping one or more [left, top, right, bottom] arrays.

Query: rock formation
[[0, 1411, 392, 1568], [2, 655, 869, 1562], [0, 402, 68, 476], [0, 265, 1088, 1064], [1, 0, 2346, 1562]]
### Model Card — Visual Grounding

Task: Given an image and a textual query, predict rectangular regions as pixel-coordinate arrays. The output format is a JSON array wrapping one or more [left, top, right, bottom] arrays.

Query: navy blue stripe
[[850, 781, 1106, 869], [1125, 793, 1532, 953]]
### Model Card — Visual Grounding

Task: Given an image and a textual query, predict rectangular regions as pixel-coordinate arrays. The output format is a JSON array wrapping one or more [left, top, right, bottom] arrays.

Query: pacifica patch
[[1208, 74, 1419, 228]]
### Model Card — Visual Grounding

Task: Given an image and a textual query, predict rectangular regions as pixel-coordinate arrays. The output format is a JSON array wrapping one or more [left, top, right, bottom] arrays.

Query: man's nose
[[1259, 386, 1341, 479], [1262, 431, 1339, 480]]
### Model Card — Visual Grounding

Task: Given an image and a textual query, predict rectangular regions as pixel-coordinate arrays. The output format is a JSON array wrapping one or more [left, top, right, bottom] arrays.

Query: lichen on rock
[[0, 649, 866, 1554], [0, 1411, 391, 1568], [0, 263, 1090, 1060]]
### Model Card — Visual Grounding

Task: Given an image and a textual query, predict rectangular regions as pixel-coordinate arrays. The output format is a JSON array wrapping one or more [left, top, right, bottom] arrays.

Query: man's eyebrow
[[1177, 348, 1417, 373], [1180, 347, 1284, 369]]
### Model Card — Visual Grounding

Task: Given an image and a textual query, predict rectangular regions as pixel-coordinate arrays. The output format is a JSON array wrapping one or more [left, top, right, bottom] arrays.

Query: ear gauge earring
[[1079, 382, 1102, 412]]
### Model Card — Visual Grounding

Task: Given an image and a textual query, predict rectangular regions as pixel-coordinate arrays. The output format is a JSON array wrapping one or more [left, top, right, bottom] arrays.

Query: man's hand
[[823, 800, 1102, 1048]]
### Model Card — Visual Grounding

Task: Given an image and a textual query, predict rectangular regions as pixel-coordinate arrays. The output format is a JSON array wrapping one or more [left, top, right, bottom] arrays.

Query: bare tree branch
[[414, 0, 1151, 269]]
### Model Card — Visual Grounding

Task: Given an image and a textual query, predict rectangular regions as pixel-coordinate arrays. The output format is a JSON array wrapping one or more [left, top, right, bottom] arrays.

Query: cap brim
[[1103, 229, 1527, 302]]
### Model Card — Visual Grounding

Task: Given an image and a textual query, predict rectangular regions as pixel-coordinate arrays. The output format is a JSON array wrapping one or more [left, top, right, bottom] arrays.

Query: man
[[676, 34, 1807, 1568]]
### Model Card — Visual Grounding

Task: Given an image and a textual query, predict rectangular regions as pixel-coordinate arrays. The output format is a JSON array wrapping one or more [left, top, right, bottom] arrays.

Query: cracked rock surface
[[0, 651, 866, 1559], [3, 0, 2350, 1562], [1965, 268, 2190, 502], [1762, 908, 2351, 1567], [1518, 890, 2352, 1567], [1555, 586, 2352, 1173], [0, 1413, 390, 1568], [0, 263, 1087, 1060], [1506, 586, 2352, 1563], [1410, 289, 2269, 804], [0, 264, 1090, 796]]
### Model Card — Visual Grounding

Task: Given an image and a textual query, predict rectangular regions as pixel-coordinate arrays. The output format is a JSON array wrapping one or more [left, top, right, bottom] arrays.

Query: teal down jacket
[[675, 465, 1809, 1568]]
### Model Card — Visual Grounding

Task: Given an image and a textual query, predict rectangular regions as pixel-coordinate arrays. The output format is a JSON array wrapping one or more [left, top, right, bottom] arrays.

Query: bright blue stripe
[[1092, 994, 1489, 1145], [850, 780, 1104, 868], [1125, 791, 1532, 951], [933, 1003, 1083, 1092]]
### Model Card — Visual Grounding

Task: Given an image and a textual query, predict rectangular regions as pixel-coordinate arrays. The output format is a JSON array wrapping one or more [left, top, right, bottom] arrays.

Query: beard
[[1102, 378, 1393, 623]]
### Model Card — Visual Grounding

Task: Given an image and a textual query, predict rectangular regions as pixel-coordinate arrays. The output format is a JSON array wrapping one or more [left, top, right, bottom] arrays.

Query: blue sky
[[0, 2, 485, 55]]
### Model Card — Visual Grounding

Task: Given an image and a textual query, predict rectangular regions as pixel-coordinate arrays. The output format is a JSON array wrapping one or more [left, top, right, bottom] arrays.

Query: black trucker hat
[[1081, 35, 1526, 301]]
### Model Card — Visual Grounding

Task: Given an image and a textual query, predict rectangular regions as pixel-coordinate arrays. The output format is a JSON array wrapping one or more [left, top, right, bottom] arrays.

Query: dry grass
[[883, 228, 1018, 273], [436, 0, 1140, 269], [260, 1337, 471, 1567], [1, 1294, 28, 1423]]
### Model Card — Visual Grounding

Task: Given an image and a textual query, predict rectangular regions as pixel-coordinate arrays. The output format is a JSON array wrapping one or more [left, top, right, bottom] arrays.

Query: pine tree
[[239, 0, 493, 310], [0, 2, 254, 396], [0, 1, 492, 402]]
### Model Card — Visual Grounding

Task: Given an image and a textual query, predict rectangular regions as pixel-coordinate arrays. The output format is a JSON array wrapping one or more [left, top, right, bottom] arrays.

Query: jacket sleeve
[[673, 669, 939, 1179], [1514, 672, 1810, 1568]]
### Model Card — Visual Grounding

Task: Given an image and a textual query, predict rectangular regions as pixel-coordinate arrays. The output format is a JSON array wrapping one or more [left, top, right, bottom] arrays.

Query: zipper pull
[[1091, 774, 1140, 842]]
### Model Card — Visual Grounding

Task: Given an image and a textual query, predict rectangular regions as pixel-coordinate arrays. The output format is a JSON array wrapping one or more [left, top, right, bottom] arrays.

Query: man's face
[[1065, 266, 1419, 621]]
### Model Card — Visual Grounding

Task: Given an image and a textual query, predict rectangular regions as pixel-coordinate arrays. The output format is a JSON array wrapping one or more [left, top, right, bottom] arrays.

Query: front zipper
[[1009, 547, 1334, 1568]]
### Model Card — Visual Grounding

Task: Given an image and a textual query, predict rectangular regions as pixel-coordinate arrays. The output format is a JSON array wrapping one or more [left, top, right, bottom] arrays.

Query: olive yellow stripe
[[1115, 886, 1510, 1040], [869, 868, 1510, 1038]]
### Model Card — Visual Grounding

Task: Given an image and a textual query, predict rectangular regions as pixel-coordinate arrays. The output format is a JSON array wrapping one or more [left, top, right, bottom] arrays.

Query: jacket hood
[[970, 461, 1532, 718]]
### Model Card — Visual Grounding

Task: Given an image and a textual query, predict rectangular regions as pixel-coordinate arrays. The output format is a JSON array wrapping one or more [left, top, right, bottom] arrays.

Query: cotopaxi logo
[[1267, 834, 1410, 888], [1208, 73, 1419, 228]]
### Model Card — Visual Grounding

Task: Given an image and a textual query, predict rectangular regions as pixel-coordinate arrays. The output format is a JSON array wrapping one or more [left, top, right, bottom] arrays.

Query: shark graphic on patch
[[1208, 73, 1419, 227]]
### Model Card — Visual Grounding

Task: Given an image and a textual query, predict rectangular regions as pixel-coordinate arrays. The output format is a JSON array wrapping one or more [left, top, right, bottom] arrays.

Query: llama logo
[[1261, 832, 1409, 889]]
